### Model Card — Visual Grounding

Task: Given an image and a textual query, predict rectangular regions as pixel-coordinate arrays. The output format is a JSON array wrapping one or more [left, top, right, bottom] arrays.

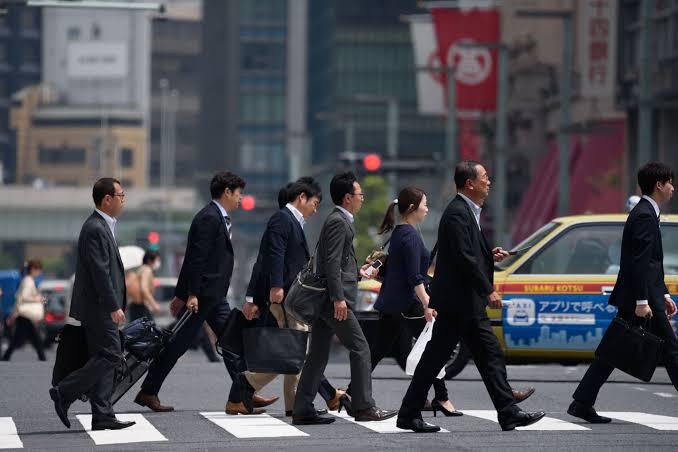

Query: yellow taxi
[[356, 214, 678, 378]]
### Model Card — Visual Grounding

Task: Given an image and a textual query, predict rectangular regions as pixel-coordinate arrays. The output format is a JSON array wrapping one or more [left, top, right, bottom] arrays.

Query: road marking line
[[201, 412, 308, 438], [463, 410, 590, 431], [633, 387, 647, 391], [330, 411, 448, 433], [598, 412, 678, 430], [0, 418, 22, 449], [76, 414, 167, 445], [653, 392, 675, 398]]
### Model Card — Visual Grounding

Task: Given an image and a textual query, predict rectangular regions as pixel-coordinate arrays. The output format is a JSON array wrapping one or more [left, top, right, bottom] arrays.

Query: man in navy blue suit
[[227, 177, 324, 415]]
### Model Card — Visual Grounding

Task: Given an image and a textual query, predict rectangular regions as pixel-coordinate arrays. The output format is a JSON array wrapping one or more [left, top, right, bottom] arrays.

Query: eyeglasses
[[112, 192, 125, 199], [351, 192, 366, 199]]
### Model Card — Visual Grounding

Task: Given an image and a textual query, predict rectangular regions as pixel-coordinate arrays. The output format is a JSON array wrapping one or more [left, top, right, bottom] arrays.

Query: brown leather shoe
[[354, 406, 398, 422], [251, 394, 279, 408], [225, 401, 265, 415], [512, 387, 536, 403], [134, 391, 174, 412], [325, 388, 346, 411]]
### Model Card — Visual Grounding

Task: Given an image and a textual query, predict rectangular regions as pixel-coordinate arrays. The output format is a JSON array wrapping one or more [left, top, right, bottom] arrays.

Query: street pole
[[494, 45, 508, 246], [386, 98, 399, 201], [558, 14, 573, 217], [159, 78, 169, 188], [445, 66, 457, 196], [637, 0, 652, 172], [345, 119, 356, 173]]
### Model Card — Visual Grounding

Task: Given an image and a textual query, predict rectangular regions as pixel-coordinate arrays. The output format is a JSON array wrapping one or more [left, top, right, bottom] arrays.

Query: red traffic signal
[[363, 153, 382, 172], [241, 195, 256, 211], [147, 231, 160, 244]]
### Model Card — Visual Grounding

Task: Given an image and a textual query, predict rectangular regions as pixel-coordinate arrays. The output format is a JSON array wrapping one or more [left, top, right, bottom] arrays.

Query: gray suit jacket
[[317, 208, 358, 308], [69, 211, 127, 321]]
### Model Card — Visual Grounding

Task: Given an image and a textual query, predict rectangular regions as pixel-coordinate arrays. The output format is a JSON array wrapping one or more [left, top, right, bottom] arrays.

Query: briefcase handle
[[172, 310, 193, 334]]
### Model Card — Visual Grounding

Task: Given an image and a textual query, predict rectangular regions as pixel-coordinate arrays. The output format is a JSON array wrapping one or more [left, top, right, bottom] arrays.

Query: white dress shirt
[[286, 203, 306, 229], [336, 206, 354, 223], [95, 208, 117, 239], [635, 195, 670, 306], [212, 200, 231, 235], [458, 193, 482, 230]]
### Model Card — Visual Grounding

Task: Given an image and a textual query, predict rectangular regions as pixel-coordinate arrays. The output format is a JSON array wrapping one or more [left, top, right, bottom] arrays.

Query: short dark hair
[[143, 250, 160, 265], [287, 176, 322, 204], [278, 182, 294, 209], [638, 162, 674, 196], [92, 177, 121, 206], [454, 160, 482, 189], [210, 171, 246, 199], [25, 259, 42, 273], [330, 172, 357, 206]]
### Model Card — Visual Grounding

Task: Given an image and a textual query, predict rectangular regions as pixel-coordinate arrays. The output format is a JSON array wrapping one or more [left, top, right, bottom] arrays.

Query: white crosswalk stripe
[[0, 418, 22, 449], [330, 410, 449, 433], [597, 412, 678, 431], [201, 412, 308, 438], [76, 414, 167, 445], [463, 410, 590, 431]]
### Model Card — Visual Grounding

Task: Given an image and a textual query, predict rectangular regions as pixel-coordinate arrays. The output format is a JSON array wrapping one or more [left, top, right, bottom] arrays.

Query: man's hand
[[110, 309, 126, 324], [243, 302, 259, 320], [186, 295, 199, 313], [269, 287, 284, 304], [170, 296, 186, 317], [635, 304, 653, 318], [334, 300, 348, 321], [665, 296, 676, 318], [487, 291, 502, 309], [492, 247, 510, 262], [359, 263, 378, 280], [424, 307, 437, 323]]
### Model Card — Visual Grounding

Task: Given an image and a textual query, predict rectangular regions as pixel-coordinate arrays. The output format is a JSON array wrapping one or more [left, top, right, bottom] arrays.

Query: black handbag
[[215, 307, 258, 357], [242, 306, 309, 374], [284, 243, 327, 325], [595, 316, 664, 382], [120, 316, 170, 361]]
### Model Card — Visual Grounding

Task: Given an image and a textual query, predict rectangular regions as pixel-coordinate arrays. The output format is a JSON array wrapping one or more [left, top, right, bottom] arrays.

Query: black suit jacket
[[317, 208, 359, 308], [175, 201, 234, 304], [247, 207, 310, 309], [429, 195, 494, 319], [609, 197, 669, 313], [69, 211, 126, 320]]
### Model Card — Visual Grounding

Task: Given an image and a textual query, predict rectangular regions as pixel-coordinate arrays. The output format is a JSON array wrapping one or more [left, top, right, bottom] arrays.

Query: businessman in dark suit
[[292, 172, 397, 425], [397, 161, 546, 432], [569, 162, 678, 423], [134, 172, 266, 415], [49, 178, 134, 431]]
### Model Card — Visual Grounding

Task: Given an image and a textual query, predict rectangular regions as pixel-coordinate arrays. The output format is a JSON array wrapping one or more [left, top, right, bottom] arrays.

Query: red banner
[[431, 7, 500, 112]]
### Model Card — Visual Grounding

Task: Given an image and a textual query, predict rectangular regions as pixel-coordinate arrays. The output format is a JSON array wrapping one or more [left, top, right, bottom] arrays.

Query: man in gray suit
[[292, 172, 397, 425], [49, 178, 134, 431]]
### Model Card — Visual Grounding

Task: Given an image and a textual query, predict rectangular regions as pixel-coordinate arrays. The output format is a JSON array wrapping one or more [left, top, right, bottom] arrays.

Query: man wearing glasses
[[292, 172, 397, 425]]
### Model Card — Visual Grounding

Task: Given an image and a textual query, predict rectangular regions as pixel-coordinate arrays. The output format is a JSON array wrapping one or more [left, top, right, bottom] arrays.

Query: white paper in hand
[[406, 318, 446, 379]]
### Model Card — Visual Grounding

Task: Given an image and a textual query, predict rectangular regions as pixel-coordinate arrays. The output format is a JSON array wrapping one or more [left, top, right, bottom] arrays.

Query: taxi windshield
[[495, 222, 560, 271]]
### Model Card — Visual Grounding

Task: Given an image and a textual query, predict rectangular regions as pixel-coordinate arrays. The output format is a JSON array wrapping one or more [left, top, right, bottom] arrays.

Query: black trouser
[[573, 309, 678, 405], [127, 303, 151, 322], [348, 304, 448, 402], [57, 309, 122, 422], [141, 298, 242, 396], [2, 316, 46, 361], [399, 312, 516, 420]]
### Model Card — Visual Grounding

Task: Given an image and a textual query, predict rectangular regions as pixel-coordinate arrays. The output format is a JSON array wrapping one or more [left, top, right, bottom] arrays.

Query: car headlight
[[355, 290, 378, 312]]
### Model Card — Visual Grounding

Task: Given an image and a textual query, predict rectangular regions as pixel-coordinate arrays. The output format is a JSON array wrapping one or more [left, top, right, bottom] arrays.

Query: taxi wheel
[[444, 341, 471, 380]]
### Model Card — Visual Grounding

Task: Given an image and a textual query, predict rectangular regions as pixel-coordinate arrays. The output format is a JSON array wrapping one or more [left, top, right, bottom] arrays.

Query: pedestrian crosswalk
[[2, 409, 678, 447]]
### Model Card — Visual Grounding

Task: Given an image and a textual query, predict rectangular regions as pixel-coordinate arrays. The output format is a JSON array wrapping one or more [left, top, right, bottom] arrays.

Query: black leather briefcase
[[595, 316, 664, 382]]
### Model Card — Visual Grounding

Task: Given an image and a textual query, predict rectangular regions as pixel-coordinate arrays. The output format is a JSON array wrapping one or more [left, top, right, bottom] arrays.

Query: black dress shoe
[[49, 387, 71, 429], [396, 417, 441, 433], [292, 414, 336, 425], [498, 409, 546, 431], [91, 419, 136, 431], [286, 408, 328, 417], [567, 400, 611, 424], [337, 393, 353, 416], [236, 372, 255, 413], [354, 407, 398, 422], [512, 387, 536, 403]]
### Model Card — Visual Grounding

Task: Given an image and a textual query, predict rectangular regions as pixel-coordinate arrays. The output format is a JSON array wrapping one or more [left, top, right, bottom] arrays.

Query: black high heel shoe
[[337, 393, 354, 417], [431, 399, 463, 417]]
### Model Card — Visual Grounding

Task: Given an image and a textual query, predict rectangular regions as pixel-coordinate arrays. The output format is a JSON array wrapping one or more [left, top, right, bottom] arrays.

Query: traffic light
[[363, 153, 382, 172], [148, 230, 160, 251], [241, 195, 256, 211]]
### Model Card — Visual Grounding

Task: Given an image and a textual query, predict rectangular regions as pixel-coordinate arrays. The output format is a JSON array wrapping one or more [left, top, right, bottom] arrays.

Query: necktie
[[224, 216, 232, 239]]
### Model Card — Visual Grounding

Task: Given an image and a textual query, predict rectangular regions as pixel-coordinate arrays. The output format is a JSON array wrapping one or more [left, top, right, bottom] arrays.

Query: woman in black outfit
[[343, 187, 460, 417]]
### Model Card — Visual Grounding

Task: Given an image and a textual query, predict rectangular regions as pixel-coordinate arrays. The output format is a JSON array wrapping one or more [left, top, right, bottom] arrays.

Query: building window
[[120, 148, 134, 168], [241, 43, 286, 71], [67, 26, 80, 40], [21, 9, 37, 29], [22, 43, 39, 64], [38, 146, 87, 165]]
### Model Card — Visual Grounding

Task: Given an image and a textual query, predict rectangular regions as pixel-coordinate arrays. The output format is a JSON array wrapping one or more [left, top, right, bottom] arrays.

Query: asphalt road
[[1, 347, 676, 451]]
